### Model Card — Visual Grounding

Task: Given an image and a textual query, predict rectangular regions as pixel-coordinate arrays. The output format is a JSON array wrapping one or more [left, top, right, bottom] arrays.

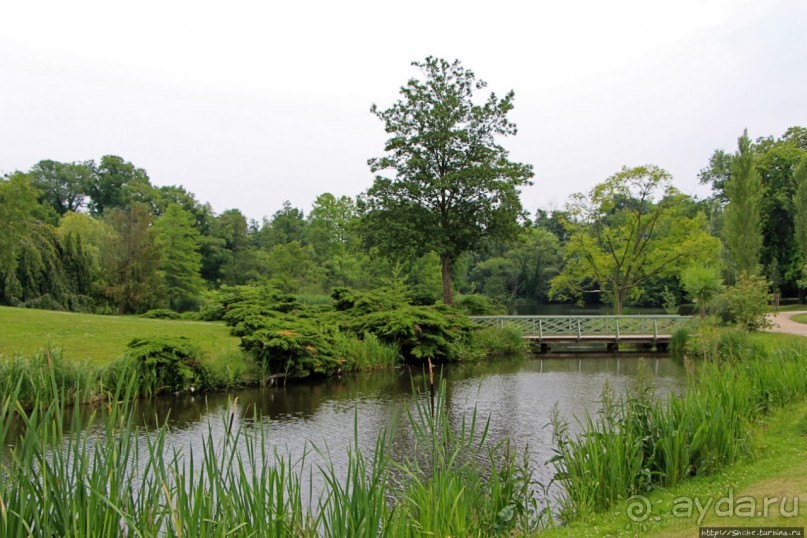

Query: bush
[[343, 304, 474, 362], [234, 313, 344, 378], [717, 274, 772, 331], [103, 337, 209, 395], [141, 309, 181, 320], [456, 294, 506, 315], [180, 311, 201, 321], [471, 326, 527, 358]]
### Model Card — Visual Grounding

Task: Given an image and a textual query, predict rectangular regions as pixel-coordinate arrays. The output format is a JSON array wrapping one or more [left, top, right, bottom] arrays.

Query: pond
[[120, 355, 687, 497]]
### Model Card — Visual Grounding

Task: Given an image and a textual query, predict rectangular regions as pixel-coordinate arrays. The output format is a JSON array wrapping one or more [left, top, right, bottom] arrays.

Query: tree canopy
[[550, 165, 720, 313], [364, 57, 533, 305]]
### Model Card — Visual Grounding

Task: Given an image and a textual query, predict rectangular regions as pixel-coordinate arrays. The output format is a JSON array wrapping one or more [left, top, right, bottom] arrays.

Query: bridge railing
[[468, 315, 692, 338]]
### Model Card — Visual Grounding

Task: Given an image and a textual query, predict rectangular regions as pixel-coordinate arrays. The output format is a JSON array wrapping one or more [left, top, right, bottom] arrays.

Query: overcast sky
[[1, 0, 805, 221]]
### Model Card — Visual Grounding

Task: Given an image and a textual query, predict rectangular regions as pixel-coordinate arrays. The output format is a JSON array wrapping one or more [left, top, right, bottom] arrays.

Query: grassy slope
[[0, 306, 242, 368]]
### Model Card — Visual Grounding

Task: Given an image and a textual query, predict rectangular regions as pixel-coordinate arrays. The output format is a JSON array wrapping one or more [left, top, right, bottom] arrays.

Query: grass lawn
[[539, 397, 807, 536], [789, 313, 807, 324], [0, 306, 243, 368]]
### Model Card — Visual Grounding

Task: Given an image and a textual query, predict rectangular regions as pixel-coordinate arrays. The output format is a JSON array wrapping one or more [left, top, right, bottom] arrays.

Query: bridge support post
[[607, 342, 619, 353], [540, 342, 551, 354]]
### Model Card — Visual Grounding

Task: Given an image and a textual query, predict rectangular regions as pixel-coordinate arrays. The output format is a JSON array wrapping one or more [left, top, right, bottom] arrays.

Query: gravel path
[[766, 310, 807, 336]]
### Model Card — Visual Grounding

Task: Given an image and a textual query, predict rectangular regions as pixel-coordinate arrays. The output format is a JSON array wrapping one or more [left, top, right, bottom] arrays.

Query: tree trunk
[[615, 288, 625, 315], [440, 254, 455, 306]]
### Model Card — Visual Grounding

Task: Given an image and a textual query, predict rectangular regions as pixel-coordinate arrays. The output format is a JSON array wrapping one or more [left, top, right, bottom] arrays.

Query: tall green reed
[[0, 373, 538, 536], [551, 333, 807, 522]]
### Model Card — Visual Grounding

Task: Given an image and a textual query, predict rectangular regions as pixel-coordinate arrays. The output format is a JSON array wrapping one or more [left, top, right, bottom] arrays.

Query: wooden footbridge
[[468, 315, 692, 353]]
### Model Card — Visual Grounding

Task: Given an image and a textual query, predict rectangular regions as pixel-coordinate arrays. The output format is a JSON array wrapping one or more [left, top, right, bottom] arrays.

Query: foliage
[[723, 130, 763, 277], [365, 56, 533, 304], [153, 203, 205, 311], [551, 336, 807, 521], [0, 347, 99, 409], [456, 293, 506, 315], [103, 337, 210, 395], [102, 203, 163, 314], [660, 285, 679, 314], [718, 274, 773, 331], [140, 308, 181, 319], [680, 264, 723, 317], [232, 312, 346, 378], [793, 157, 807, 287], [85, 154, 153, 216], [471, 326, 527, 358], [341, 304, 473, 362], [0, 379, 539, 537], [551, 165, 721, 313]]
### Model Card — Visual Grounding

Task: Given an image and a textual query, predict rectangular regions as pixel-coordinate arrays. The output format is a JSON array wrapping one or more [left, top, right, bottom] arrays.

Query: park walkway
[[766, 310, 807, 336]]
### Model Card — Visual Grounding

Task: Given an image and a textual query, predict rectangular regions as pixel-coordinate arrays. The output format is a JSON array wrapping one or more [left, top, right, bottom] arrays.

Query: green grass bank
[[0, 305, 242, 367], [541, 331, 807, 535]]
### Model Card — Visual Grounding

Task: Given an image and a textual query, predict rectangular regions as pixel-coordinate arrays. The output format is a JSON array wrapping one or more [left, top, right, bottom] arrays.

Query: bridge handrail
[[467, 315, 693, 337]]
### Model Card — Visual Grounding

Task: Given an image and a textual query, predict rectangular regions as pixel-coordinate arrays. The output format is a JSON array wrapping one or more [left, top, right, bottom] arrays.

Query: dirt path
[[766, 310, 807, 336]]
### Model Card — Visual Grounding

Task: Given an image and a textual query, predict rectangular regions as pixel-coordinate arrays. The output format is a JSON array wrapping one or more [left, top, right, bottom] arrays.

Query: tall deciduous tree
[[550, 165, 720, 313], [365, 57, 533, 305], [29, 159, 93, 216], [723, 130, 763, 277], [86, 155, 153, 216], [154, 204, 205, 311]]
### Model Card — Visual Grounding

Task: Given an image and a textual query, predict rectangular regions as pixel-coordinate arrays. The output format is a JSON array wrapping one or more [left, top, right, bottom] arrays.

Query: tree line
[[2, 58, 806, 316]]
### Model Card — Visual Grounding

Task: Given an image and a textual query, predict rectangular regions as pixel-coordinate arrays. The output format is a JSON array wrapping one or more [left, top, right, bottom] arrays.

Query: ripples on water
[[5, 356, 687, 508], [129, 356, 686, 495]]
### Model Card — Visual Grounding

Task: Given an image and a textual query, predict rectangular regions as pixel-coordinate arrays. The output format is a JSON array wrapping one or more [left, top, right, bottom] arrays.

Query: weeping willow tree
[[0, 173, 95, 310]]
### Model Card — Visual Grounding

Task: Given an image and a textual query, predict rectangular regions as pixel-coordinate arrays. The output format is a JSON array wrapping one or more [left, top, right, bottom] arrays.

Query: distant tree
[[154, 204, 205, 311], [793, 157, 807, 289], [698, 149, 734, 204], [85, 155, 153, 216], [702, 126, 807, 293], [723, 130, 763, 277], [0, 173, 42, 303], [29, 159, 93, 215], [256, 201, 306, 249], [550, 165, 720, 313], [365, 57, 533, 305], [103, 204, 163, 314], [680, 264, 723, 317], [305, 193, 360, 261]]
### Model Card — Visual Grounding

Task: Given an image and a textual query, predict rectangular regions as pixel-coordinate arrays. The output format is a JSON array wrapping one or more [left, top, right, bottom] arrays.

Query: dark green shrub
[[235, 313, 344, 378], [179, 311, 201, 321], [104, 337, 209, 395], [331, 285, 410, 314], [343, 304, 474, 362], [141, 309, 181, 320]]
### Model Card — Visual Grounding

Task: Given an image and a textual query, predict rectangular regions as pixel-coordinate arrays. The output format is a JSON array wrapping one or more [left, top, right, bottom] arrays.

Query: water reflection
[[5, 356, 687, 502], [121, 356, 686, 487]]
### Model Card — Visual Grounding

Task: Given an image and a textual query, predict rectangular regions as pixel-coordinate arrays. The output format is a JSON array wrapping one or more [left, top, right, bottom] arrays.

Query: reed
[[550, 332, 807, 522], [0, 375, 537, 536]]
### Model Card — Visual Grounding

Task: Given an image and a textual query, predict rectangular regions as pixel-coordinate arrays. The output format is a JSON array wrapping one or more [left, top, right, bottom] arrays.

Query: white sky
[[1, 0, 806, 221]]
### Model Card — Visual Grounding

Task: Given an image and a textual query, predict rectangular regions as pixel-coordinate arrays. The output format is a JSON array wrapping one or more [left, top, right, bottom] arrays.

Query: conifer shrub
[[104, 337, 209, 395], [141, 308, 181, 319], [234, 313, 345, 378]]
